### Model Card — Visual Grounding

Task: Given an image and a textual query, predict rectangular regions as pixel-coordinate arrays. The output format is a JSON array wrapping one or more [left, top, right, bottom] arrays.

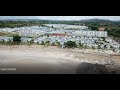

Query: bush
[[6, 39, 12, 45], [56, 42, 61, 48], [45, 41, 50, 47], [30, 39, 34, 44], [78, 43, 83, 49]]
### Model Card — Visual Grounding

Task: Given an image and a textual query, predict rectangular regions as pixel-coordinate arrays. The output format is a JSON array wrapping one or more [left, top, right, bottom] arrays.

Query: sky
[[0, 16, 120, 21]]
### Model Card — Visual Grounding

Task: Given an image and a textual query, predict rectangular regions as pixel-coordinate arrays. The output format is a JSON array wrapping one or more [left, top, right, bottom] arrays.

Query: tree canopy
[[64, 41, 77, 48], [13, 36, 21, 44]]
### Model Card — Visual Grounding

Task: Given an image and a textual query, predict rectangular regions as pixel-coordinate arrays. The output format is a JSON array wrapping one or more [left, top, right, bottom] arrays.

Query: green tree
[[30, 39, 34, 44], [78, 43, 83, 49], [36, 42, 39, 45], [110, 46, 113, 50], [13, 36, 21, 45], [41, 41, 45, 45], [64, 41, 77, 48], [90, 26, 98, 30], [102, 37, 105, 41], [97, 44, 101, 49], [104, 45, 107, 50]]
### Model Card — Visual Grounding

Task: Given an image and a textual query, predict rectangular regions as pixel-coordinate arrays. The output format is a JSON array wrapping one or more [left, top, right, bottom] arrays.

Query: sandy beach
[[0, 45, 120, 74]]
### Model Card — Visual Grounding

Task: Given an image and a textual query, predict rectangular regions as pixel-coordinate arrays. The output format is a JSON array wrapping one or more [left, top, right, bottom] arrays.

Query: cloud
[[0, 16, 120, 21], [0, 16, 37, 19], [33, 16, 120, 21]]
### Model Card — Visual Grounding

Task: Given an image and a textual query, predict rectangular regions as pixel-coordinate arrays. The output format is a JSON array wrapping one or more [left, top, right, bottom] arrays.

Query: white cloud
[[34, 16, 120, 21], [0, 16, 37, 19], [0, 16, 120, 21]]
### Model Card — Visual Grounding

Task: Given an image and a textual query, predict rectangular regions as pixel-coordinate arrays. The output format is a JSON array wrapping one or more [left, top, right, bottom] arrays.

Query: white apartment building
[[74, 31, 108, 37], [63, 25, 88, 30], [44, 24, 88, 30]]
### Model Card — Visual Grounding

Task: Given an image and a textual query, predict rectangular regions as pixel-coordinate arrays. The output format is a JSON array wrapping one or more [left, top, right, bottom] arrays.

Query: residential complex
[[0, 24, 120, 53]]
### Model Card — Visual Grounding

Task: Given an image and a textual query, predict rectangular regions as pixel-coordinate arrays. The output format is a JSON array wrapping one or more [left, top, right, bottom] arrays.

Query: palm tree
[[45, 41, 50, 47], [92, 46, 95, 50]]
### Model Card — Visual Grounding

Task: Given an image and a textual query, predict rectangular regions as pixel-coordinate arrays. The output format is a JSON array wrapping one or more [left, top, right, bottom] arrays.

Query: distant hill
[[0, 19, 43, 21], [0, 18, 120, 24], [78, 19, 112, 23]]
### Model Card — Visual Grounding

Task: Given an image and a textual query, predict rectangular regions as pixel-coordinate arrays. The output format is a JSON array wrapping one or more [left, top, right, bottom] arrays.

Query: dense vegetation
[[0, 21, 46, 28], [80, 19, 120, 38], [64, 41, 77, 48], [107, 29, 120, 38], [13, 36, 21, 44], [0, 32, 19, 36]]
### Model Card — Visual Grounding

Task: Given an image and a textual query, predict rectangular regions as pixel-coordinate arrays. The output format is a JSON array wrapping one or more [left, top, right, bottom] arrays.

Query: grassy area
[[0, 32, 19, 37], [7, 33, 19, 37], [0, 32, 9, 36]]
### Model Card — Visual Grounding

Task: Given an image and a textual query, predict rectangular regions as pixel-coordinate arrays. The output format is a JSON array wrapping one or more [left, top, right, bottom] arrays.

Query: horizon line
[[0, 18, 119, 21]]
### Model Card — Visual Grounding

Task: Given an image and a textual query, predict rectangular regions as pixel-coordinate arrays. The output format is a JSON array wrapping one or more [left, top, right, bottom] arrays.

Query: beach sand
[[0, 45, 120, 74]]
